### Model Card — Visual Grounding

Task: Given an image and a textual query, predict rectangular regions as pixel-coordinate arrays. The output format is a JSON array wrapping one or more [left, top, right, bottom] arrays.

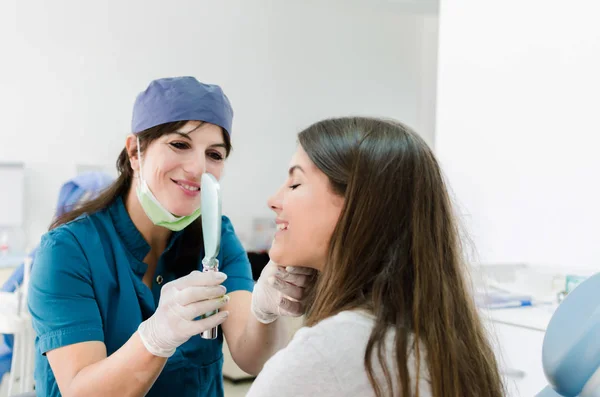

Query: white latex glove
[[138, 270, 230, 357], [251, 261, 316, 324]]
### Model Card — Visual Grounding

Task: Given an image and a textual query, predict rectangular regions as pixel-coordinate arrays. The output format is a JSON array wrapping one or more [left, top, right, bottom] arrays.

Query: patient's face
[[267, 145, 344, 270]]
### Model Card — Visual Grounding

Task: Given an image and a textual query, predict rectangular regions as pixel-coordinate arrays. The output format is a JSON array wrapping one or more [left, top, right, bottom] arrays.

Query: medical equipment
[[0, 256, 35, 395], [200, 173, 222, 340], [0, 231, 8, 256], [537, 272, 600, 396]]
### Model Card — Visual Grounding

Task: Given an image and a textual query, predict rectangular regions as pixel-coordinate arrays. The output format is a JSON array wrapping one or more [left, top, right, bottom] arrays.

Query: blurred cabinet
[[247, 251, 270, 281]]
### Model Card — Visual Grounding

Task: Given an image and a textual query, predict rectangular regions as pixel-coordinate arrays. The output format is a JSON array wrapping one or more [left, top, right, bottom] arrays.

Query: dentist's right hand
[[138, 270, 230, 357]]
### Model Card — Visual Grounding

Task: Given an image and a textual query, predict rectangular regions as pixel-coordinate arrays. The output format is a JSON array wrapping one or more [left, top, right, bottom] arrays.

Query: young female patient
[[247, 117, 504, 397]]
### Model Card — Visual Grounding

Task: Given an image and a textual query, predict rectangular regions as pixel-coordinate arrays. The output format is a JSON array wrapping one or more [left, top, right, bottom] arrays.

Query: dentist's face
[[135, 121, 227, 216], [267, 145, 344, 270]]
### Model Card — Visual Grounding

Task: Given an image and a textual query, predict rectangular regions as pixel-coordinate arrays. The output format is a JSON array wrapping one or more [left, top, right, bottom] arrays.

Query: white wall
[[0, 0, 438, 249], [436, 0, 600, 269]]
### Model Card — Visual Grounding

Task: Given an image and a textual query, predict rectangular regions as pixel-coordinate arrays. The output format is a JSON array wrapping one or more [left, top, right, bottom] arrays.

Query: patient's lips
[[275, 219, 289, 233]]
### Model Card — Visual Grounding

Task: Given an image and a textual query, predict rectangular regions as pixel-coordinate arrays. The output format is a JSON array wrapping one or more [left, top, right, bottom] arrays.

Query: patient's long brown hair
[[301, 117, 503, 397]]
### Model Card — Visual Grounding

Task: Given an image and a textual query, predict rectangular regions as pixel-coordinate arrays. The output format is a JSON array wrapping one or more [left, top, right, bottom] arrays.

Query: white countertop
[[482, 304, 557, 332]]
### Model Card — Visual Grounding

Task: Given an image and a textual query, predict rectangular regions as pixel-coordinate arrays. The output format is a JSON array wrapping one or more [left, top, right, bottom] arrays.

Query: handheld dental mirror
[[200, 172, 222, 340]]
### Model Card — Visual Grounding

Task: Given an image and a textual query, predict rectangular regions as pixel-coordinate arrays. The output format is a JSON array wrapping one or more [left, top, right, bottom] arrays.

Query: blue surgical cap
[[56, 171, 114, 217], [131, 76, 234, 136]]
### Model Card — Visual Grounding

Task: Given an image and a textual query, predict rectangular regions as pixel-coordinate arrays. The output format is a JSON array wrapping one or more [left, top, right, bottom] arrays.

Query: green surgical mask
[[135, 138, 201, 231]]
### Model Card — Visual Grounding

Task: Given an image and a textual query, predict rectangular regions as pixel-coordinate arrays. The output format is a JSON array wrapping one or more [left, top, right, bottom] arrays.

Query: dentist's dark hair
[[300, 117, 504, 397], [50, 121, 232, 276]]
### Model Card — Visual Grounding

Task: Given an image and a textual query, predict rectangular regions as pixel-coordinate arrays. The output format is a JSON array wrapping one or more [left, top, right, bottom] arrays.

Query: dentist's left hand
[[138, 270, 230, 357], [251, 261, 316, 324]]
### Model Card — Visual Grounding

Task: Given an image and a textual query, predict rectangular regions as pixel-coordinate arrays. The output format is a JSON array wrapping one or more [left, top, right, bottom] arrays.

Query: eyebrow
[[209, 143, 227, 150], [172, 131, 193, 141], [171, 132, 227, 150], [288, 165, 304, 176]]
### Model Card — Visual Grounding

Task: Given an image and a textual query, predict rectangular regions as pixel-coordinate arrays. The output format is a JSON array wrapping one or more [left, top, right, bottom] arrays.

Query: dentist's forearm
[[221, 291, 290, 375], [48, 332, 167, 397], [230, 314, 289, 375]]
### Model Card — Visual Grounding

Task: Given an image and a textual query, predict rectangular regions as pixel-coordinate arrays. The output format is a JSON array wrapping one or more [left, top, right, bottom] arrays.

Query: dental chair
[[537, 272, 600, 397]]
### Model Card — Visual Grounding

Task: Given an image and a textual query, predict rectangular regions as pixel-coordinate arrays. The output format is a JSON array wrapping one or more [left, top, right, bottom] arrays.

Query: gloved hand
[[251, 261, 316, 324], [138, 270, 230, 357]]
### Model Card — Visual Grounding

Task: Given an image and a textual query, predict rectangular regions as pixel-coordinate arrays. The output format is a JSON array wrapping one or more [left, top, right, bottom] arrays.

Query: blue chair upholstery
[[538, 272, 600, 396]]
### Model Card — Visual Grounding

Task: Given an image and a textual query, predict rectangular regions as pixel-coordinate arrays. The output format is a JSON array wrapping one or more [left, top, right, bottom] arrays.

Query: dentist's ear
[[125, 134, 140, 173]]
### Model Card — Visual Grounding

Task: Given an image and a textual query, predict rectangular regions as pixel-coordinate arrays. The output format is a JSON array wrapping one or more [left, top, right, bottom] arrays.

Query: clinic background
[[1, 0, 599, 273], [0, 0, 439, 252], [0, 0, 600, 267], [2, 1, 600, 396]]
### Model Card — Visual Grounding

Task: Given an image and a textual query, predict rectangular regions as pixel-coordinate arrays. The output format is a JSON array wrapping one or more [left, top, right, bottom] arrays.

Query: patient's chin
[[268, 248, 303, 269], [267, 246, 284, 265]]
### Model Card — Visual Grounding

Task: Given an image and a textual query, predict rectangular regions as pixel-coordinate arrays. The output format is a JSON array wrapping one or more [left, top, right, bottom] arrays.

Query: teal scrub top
[[28, 196, 254, 397]]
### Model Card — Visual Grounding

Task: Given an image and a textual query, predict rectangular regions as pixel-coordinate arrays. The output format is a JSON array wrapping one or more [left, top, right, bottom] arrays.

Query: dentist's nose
[[185, 154, 206, 178]]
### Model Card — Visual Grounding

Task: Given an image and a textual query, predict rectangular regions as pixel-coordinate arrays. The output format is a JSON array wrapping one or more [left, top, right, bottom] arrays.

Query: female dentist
[[28, 76, 312, 397]]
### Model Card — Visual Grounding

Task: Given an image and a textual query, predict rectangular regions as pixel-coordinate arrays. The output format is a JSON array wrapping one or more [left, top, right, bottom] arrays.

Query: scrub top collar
[[109, 196, 184, 274]]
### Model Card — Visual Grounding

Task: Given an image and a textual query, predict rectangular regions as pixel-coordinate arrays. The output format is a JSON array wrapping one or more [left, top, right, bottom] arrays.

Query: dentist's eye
[[169, 142, 190, 150], [289, 184, 300, 190], [208, 152, 224, 161]]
